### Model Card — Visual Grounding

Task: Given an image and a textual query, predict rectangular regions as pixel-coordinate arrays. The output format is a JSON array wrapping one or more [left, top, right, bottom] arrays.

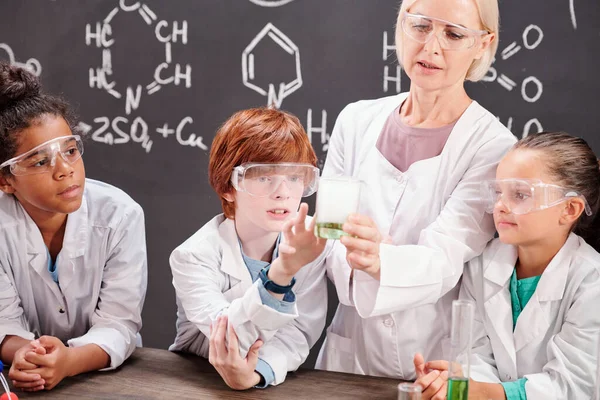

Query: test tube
[[446, 300, 475, 400], [398, 382, 422, 400]]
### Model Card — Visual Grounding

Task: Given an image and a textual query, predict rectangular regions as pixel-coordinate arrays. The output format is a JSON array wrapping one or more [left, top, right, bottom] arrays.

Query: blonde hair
[[394, 0, 499, 82]]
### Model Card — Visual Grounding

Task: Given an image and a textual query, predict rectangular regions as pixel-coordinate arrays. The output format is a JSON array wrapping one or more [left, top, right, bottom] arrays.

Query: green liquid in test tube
[[447, 377, 469, 400], [446, 300, 475, 400]]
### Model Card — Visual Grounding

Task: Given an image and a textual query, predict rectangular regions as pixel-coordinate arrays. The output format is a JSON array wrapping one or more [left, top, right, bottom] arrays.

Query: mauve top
[[376, 104, 456, 172]]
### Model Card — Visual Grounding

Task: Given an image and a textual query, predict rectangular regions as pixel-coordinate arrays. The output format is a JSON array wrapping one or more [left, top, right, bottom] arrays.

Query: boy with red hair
[[169, 108, 328, 389]]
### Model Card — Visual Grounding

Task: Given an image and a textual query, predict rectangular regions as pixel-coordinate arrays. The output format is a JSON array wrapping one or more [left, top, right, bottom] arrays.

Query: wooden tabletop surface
[[6, 347, 402, 399]]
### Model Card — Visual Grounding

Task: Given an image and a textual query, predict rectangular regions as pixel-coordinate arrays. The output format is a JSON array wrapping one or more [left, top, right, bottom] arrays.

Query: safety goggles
[[230, 162, 319, 198], [481, 179, 592, 216], [0, 135, 84, 176], [401, 12, 489, 50]]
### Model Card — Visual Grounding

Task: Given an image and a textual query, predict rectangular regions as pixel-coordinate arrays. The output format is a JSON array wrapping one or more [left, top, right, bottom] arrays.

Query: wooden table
[[7, 347, 401, 399]]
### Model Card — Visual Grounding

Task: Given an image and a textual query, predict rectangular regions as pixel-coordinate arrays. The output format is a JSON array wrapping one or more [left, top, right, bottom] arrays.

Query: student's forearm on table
[[65, 344, 111, 376], [0, 335, 32, 363]]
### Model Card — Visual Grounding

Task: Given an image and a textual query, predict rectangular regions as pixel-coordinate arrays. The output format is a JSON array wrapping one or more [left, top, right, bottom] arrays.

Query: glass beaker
[[314, 176, 361, 239]]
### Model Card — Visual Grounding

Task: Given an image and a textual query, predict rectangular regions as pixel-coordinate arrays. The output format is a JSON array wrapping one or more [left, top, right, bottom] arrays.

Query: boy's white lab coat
[[463, 234, 600, 400], [169, 215, 328, 386], [316, 92, 517, 378], [0, 179, 147, 369]]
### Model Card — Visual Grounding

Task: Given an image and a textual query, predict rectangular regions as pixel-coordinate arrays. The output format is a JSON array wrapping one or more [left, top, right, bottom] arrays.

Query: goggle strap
[[565, 192, 594, 216], [230, 168, 242, 191]]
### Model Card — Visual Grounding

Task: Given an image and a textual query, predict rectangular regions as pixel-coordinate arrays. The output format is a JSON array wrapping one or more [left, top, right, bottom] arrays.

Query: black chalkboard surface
[[1, 0, 599, 367]]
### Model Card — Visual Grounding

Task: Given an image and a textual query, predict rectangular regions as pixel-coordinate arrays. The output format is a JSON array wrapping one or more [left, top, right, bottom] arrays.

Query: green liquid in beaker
[[447, 378, 469, 400], [315, 222, 347, 239]]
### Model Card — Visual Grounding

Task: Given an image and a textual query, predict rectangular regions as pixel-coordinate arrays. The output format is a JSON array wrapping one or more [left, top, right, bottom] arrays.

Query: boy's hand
[[269, 203, 326, 286], [209, 316, 263, 390]]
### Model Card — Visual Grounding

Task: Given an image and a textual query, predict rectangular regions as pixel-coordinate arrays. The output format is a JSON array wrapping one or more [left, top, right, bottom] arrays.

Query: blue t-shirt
[[46, 248, 59, 283]]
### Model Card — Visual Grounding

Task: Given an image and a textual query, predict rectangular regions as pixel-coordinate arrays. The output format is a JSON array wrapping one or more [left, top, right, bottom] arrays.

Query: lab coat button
[[506, 374, 511, 380], [383, 318, 394, 327], [59, 308, 65, 314]]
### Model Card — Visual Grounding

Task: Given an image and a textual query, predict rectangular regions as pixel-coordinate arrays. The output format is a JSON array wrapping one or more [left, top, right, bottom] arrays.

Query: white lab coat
[[595, 345, 600, 400], [316, 92, 517, 378], [463, 234, 600, 400], [169, 214, 328, 386], [0, 178, 147, 369], [596, 345, 600, 400]]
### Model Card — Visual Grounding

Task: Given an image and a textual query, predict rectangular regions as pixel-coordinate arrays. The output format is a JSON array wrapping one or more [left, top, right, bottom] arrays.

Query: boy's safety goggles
[[230, 162, 319, 198]]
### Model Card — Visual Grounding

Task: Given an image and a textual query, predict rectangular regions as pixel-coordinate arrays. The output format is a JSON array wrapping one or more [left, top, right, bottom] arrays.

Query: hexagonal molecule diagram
[[86, 0, 191, 116], [242, 23, 302, 108]]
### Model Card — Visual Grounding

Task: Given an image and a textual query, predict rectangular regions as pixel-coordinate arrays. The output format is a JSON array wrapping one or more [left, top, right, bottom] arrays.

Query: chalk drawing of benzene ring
[[249, 0, 295, 7], [242, 23, 302, 108], [89, 0, 185, 103]]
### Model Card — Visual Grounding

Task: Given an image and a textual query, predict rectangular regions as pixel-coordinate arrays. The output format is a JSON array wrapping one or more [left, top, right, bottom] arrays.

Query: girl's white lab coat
[[0, 179, 147, 369], [464, 234, 600, 400], [316, 92, 517, 378], [169, 215, 328, 386], [595, 346, 600, 400]]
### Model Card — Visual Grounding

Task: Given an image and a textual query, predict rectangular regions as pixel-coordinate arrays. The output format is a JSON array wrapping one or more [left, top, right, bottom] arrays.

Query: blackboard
[[1, 0, 599, 368]]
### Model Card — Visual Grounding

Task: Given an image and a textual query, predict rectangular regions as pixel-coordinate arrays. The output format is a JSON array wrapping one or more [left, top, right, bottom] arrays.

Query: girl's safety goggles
[[0, 135, 84, 176], [480, 178, 592, 216]]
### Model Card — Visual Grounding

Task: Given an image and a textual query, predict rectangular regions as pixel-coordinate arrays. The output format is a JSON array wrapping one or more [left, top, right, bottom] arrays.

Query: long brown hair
[[514, 132, 600, 252]]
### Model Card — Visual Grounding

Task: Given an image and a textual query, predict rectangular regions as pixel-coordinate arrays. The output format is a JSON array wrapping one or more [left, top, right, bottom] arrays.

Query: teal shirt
[[501, 269, 542, 400], [509, 269, 541, 329]]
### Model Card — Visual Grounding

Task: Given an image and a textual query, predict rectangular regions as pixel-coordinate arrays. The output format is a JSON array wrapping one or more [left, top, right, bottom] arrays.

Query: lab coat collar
[[24, 192, 89, 259], [367, 94, 485, 173], [482, 233, 576, 298], [436, 100, 486, 170], [483, 241, 517, 286], [218, 218, 253, 286], [533, 233, 576, 302], [512, 234, 577, 352], [483, 234, 578, 356], [356, 93, 409, 167], [483, 241, 518, 368], [22, 191, 88, 295]]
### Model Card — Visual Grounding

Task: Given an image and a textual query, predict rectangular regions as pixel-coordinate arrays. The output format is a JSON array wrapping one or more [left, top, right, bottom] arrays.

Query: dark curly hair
[[0, 62, 76, 176]]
